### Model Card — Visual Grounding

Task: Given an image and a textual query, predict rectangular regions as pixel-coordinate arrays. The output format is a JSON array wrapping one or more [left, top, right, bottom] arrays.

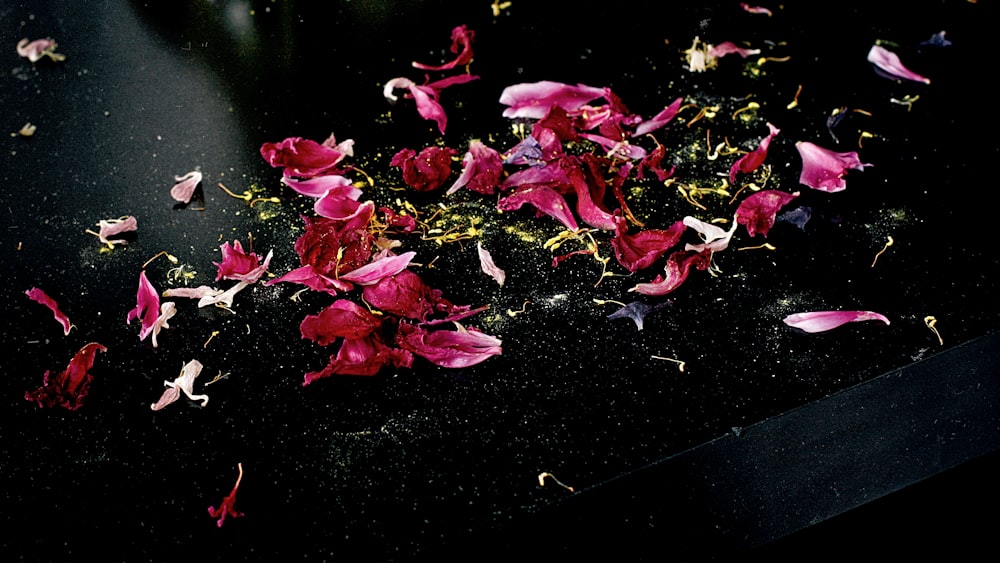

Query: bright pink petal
[[628, 250, 712, 296], [783, 310, 890, 333], [499, 81, 606, 120], [95, 216, 138, 246], [634, 96, 685, 136], [300, 299, 383, 345], [170, 171, 202, 203], [214, 240, 272, 283], [25, 287, 72, 335], [610, 215, 686, 273], [708, 42, 760, 59], [795, 141, 871, 193], [260, 137, 349, 178], [477, 243, 506, 286], [280, 175, 359, 198], [735, 189, 799, 238], [339, 251, 416, 286], [867, 45, 931, 84], [127, 270, 161, 341], [25, 342, 106, 410], [497, 184, 580, 231], [395, 322, 502, 368], [412, 24, 475, 71]]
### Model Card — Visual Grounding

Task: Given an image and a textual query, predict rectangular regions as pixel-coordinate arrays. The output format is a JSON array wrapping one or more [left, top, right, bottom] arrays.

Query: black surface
[[2, 1, 998, 560]]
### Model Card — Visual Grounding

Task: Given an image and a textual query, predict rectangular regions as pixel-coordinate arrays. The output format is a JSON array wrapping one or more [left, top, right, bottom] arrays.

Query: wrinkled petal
[[94, 216, 138, 246], [740, 3, 773, 16], [497, 184, 579, 231], [477, 243, 505, 286], [214, 240, 272, 283], [611, 215, 686, 273], [412, 24, 475, 71], [628, 250, 712, 296], [198, 281, 251, 308], [735, 189, 799, 238], [783, 310, 890, 333], [708, 41, 761, 59], [25, 287, 72, 335], [163, 286, 223, 300], [384, 77, 451, 134], [150, 301, 176, 348], [683, 216, 738, 254], [170, 171, 203, 204], [390, 146, 457, 192], [25, 343, 106, 410], [304, 333, 413, 383], [499, 81, 606, 120], [361, 269, 458, 322], [151, 359, 208, 410], [796, 141, 871, 193], [867, 44, 931, 84], [396, 322, 502, 368], [447, 140, 504, 195], [300, 299, 383, 345]]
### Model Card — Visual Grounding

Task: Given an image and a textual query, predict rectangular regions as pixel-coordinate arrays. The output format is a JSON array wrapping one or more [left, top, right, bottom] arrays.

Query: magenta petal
[[735, 189, 799, 238], [395, 322, 502, 368], [499, 81, 606, 120], [281, 175, 359, 198], [729, 122, 780, 184], [127, 270, 161, 341], [25, 342, 107, 410], [25, 287, 73, 335], [260, 137, 348, 178], [300, 299, 383, 345], [339, 251, 416, 286], [634, 96, 685, 136], [628, 250, 711, 296], [795, 141, 871, 193], [783, 310, 890, 333], [867, 45, 931, 84], [497, 185, 580, 231], [447, 140, 503, 195]]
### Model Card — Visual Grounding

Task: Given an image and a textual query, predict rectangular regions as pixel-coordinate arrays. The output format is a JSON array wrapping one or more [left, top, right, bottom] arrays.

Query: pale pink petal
[[867, 45, 931, 84], [170, 171, 203, 203], [708, 42, 760, 59], [795, 141, 871, 193], [783, 310, 890, 333], [477, 243, 506, 287], [683, 216, 738, 253], [150, 302, 176, 349], [163, 286, 223, 300], [198, 281, 251, 308], [16, 38, 64, 62], [95, 216, 138, 246]]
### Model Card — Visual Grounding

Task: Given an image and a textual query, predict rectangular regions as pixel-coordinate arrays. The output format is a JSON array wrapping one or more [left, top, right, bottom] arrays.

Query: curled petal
[[170, 171, 203, 204], [634, 96, 685, 136], [628, 250, 711, 296], [390, 146, 457, 192], [304, 333, 413, 384], [151, 359, 208, 410], [497, 185, 579, 231], [300, 300, 383, 345], [867, 45, 930, 84], [260, 136, 349, 178], [280, 175, 358, 198], [447, 140, 504, 195], [214, 240, 272, 283], [150, 302, 176, 348], [611, 215, 686, 273], [412, 24, 475, 71], [796, 141, 871, 193], [95, 216, 137, 246], [25, 343, 107, 410], [17, 38, 65, 62], [339, 251, 416, 286], [25, 288, 72, 335], [729, 122, 780, 184], [783, 310, 890, 333]]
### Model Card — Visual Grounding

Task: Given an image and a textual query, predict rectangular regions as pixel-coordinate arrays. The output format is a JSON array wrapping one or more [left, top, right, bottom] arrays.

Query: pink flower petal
[[447, 140, 504, 195], [151, 359, 208, 410], [796, 141, 871, 192], [25, 287, 72, 335], [735, 189, 799, 238], [867, 45, 931, 84], [395, 322, 502, 368], [208, 463, 245, 528], [477, 243, 506, 287], [260, 136, 349, 178], [95, 216, 138, 246], [127, 270, 161, 342], [300, 299, 383, 345], [499, 81, 606, 120], [411, 24, 475, 71], [170, 171, 203, 203], [280, 175, 359, 198], [25, 342, 106, 410], [729, 122, 780, 184], [783, 310, 890, 333], [16, 38, 65, 62], [634, 96, 685, 136], [497, 184, 580, 231], [214, 240, 272, 283], [339, 251, 416, 286], [628, 250, 712, 296]]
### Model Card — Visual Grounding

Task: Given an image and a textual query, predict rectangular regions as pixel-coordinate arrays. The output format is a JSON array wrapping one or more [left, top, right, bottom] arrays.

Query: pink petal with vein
[[783, 310, 890, 333]]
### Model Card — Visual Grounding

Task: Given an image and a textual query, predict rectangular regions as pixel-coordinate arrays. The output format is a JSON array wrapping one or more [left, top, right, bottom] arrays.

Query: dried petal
[[16, 38, 65, 62], [25, 343, 106, 410], [628, 250, 712, 296], [208, 464, 244, 528], [304, 333, 413, 384], [25, 287, 72, 335], [729, 122, 780, 184], [94, 216, 138, 246], [783, 310, 890, 333]]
